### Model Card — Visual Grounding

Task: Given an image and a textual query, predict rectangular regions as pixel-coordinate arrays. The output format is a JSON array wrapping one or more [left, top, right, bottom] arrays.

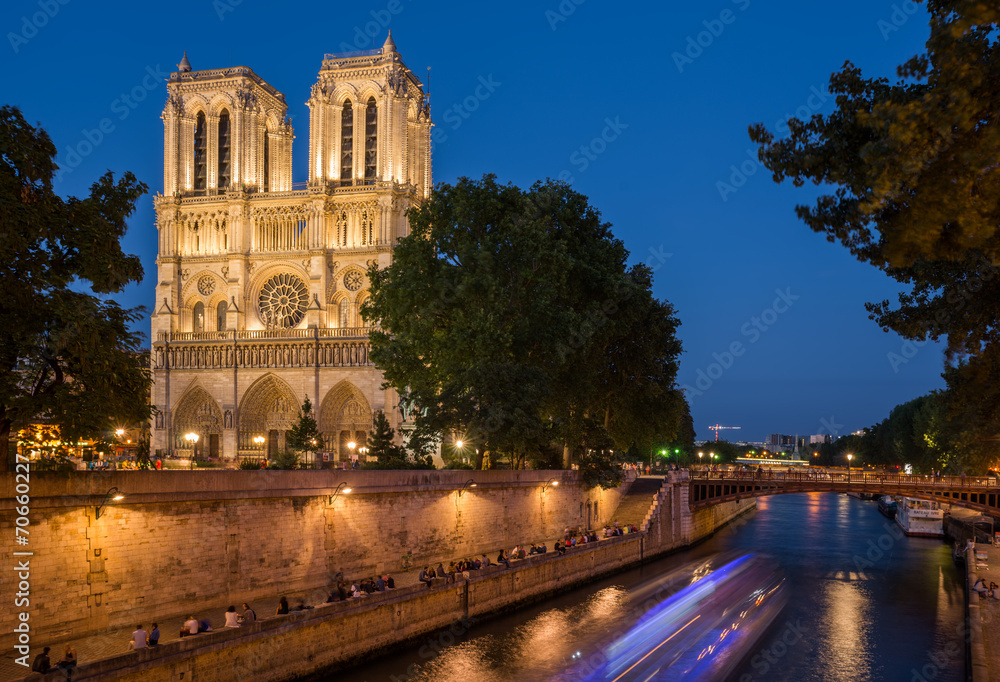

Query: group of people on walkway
[[327, 569, 397, 601], [419, 554, 495, 585], [30, 645, 76, 677], [973, 577, 1000, 599]]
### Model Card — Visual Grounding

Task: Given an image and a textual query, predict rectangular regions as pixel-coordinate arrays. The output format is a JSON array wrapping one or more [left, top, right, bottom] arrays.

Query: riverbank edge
[[967, 547, 990, 682], [15, 498, 755, 682], [308, 497, 761, 680]]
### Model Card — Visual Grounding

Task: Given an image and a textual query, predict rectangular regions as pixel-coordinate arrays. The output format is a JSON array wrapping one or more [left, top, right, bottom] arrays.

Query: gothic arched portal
[[172, 385, 223, 458], [237, 374, 300, 457], [319, 380, 372, 460]]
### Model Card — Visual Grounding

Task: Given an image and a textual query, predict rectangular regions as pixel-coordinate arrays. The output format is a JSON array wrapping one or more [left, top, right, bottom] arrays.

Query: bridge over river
[[690, 469, 1000, 514]]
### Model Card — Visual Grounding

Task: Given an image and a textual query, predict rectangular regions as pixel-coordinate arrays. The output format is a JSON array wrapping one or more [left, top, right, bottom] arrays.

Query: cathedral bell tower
[[150, 37, 433, 466]]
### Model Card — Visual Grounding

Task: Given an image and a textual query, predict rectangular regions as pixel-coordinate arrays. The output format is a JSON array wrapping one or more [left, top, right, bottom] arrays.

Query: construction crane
[[708, 424, 742, 441]]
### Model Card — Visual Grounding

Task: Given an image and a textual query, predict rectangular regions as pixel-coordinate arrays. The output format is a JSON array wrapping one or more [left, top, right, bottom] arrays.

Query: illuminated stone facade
[[150, 34, 432, 463]]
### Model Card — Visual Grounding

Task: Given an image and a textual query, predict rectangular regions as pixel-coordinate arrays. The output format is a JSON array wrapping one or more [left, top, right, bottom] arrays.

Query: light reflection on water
[[820, 580, 872, 680], [411, 587, 631, 681], [333, 493, 966, 682]]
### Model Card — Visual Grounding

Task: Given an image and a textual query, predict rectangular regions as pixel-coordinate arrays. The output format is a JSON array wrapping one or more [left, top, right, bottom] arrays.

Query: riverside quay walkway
[[690, 470, 1000, 514]]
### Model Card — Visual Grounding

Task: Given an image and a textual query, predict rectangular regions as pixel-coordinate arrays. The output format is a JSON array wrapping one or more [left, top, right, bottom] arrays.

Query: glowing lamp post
[[847, 453, 853, 484], [185, 432, 199, 459], [348, 441, 356, 465]]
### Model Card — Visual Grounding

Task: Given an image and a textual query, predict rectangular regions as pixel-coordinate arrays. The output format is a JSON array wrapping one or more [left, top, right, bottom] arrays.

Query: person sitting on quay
[[149, 623, 160, 646], [129, 624, 148, 650], [497, 549, 511, 569], [386, 574, 396, 589], [538, 542, 548, 554], [239, 603, 256, 625], [180, 615, 199, 637], [224, 606, 240, 628], [57, 645, 77, 677], [276, 596, 289, 615], [990, 582, 1000, 600], [198, 616, 213, 633], [555, 540, 566, 556], [375, 575, 386, 591], [31, 646, 51, 674], [480, 553, 491, 568], [419, 566, 434, 587]]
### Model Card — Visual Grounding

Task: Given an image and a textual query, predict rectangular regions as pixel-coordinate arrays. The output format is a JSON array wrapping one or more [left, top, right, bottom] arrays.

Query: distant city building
[[809, 434, 827, 444], [768, 434, 796, 447]]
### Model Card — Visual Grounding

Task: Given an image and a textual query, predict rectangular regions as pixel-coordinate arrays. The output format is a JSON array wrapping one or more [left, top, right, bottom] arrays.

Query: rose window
[[344, 270, 363, 291], [257, 273, 309, 328], [197, 275, 215, 296]]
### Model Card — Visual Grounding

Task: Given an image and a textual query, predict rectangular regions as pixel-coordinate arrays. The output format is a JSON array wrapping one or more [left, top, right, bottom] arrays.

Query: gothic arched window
[[339, 298, 350, 328], [341, 100, 353, 185], [365, 97, 377, 183], [194, 112, 207, 191], [263, 132, 270, 192], [193, 302, 205, 332], [217, 300, 227, 331], [217, 110, 231, 190]]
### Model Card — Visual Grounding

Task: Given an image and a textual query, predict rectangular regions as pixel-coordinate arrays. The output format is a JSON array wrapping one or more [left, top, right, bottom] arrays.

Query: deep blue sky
[[1, 0, 944, 442]]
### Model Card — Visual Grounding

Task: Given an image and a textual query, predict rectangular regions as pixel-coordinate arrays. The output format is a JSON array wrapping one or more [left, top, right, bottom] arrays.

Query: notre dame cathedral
[[150, 32, 432, 464]]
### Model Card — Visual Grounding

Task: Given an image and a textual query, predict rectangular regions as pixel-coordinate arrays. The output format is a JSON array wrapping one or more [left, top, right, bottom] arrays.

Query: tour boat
[[894, 497, 947, 537], [561, 553, 787, 680], [877, 495, 897, 520]]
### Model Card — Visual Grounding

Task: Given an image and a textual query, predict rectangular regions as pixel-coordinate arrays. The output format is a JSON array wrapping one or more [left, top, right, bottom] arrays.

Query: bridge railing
[[690, 469, 1000, 489]]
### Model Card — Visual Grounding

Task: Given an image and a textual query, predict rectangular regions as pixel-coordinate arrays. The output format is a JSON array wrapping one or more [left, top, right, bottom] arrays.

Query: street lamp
[[459, 479, 477, 497], [95, 487, 125, 520], [329, 482, 352, 505], [847, 453, 853, 484], [185, 432, 199, 458], [542, 478, 560, 493], [698, 451, 704, 467], [348, 441, 356, 465]]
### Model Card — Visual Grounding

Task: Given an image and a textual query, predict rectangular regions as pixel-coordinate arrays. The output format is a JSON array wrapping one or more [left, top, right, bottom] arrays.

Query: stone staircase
[[609, 475, 670, 530]]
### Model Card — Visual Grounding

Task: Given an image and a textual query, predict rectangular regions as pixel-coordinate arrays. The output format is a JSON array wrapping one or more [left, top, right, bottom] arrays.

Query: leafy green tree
[[0, 105, 151, 471], [363, 175, 683, 481], [569, 265, 684, 455], [367, 410, 404, 463], [403, 423, 438, 466], [748, 5, 1000, 471], [267, 450, 299, 470], [285, 396, 323, 462]]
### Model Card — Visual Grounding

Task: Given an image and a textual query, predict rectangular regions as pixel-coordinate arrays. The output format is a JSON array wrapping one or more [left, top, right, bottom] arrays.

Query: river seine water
[[333, 492, 966, 681]]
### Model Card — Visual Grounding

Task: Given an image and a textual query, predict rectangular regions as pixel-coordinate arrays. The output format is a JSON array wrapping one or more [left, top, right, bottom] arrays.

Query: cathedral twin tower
[[150, 33, 431, 463]]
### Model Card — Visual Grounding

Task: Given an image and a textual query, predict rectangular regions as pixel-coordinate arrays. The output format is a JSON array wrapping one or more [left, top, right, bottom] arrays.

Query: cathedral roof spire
[[382, 30, 396, 53], [177, 51, 192, 73]]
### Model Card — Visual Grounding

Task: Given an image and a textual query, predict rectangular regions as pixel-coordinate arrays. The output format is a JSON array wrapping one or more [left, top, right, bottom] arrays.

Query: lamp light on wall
[[459, 479, 477, 497], [542, 478, 559, 493], [95, 487, 125, 520], [329, 482, 352, 505]]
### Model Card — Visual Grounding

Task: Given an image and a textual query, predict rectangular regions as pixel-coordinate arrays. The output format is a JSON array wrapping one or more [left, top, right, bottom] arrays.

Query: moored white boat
[[895, 497, 947, 537]]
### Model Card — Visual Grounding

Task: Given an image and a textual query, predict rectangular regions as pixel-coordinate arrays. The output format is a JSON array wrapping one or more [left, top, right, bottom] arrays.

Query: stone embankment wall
[[0, 470, 631, 649], [15, 497, 755, 682]]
